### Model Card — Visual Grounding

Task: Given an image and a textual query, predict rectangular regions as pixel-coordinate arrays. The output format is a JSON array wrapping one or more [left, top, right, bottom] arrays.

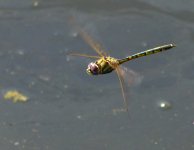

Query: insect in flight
[[69, 20, 176, 115]]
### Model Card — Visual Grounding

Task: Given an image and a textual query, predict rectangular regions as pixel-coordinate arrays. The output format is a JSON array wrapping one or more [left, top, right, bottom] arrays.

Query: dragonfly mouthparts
[[86, 68, 92, 75]]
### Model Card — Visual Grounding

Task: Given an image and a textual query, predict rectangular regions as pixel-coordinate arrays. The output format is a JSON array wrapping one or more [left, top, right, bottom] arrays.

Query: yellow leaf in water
[[4, 90, 28, 103]]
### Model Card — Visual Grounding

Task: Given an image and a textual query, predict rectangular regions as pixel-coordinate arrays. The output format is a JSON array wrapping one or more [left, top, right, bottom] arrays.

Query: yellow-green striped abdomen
[[119, 44, 175, 64]]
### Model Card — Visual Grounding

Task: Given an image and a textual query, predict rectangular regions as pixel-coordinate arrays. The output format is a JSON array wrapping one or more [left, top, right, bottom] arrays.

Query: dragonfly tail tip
[[170, 43, 176, 48]]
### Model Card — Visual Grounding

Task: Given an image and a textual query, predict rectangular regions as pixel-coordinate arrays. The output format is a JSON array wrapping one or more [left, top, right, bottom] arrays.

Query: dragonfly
[[69, 21, 176, 115]]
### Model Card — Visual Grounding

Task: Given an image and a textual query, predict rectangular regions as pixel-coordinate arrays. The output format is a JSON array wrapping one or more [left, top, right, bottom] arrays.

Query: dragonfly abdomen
[[118, 44, 175, 64]]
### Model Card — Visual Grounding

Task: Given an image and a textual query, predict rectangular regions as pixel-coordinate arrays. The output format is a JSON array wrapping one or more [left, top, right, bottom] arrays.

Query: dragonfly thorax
[[86, 57, 119, 75]]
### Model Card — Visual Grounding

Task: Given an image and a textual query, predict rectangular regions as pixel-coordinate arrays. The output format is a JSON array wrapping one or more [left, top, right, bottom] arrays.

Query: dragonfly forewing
[[68, 53, 101, 59], [69, 17, 108, 57]]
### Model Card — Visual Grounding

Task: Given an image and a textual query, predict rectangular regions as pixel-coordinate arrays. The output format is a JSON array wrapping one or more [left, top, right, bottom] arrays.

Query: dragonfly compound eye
[[87, 62, 99, 75]]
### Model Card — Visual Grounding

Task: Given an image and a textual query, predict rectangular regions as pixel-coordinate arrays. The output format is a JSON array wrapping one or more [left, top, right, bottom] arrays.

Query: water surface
[[0, 0, 194, 149]]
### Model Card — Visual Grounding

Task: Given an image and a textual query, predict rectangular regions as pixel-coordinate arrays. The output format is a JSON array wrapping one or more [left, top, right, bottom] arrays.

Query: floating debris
[[76, 115, 83, 120], [70, 31, 78, 38], [4, 90, 28, 103], [14, 141, 20, 146], [33, 1, 39, 7], [157, 100, 172, 110], [16, 49, 25, 56], [112, 108, 126, 115]]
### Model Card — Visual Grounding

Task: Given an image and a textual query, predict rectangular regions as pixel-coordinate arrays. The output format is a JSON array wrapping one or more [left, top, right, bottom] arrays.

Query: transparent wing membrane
[[119, 66, 143, 87], [69, 17, 107, 57], [78, 29, 107, 57], [115, 66, 130, 117], [68, 53, 101, 59]]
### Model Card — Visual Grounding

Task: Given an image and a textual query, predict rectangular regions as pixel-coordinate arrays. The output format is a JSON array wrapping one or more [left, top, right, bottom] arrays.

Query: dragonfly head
[[86, 62, 99, 75]]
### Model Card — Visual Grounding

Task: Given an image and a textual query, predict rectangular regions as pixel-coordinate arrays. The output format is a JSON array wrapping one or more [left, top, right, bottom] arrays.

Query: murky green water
[[0, 0, 194, 149]]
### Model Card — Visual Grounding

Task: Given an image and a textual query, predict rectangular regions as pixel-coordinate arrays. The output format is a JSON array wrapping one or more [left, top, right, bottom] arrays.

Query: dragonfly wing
[[79, 29, 108, 57], [69, 17, 108, 57], [115, 66, 130, 113], [68, 53, 101, 59], [118, 66, 143, 87], [115, 65, 143, 117]]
